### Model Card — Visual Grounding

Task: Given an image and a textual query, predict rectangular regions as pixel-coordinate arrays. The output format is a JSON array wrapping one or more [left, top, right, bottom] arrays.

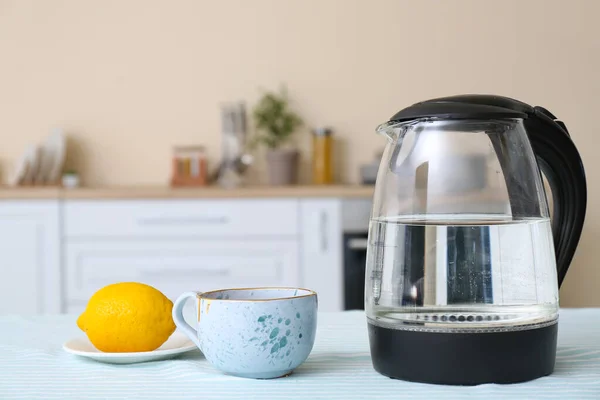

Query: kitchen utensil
[[365, 94, 586, 385], [172, 287, 318, 379], [62, 331, 197, 364], [209, 153, 254, 184], [215, 102, 252, 187], [233, 153, 253, 174]]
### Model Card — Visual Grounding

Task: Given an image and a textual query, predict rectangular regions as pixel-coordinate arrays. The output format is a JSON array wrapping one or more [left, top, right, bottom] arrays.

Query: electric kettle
[[365, 95, 587, 385]]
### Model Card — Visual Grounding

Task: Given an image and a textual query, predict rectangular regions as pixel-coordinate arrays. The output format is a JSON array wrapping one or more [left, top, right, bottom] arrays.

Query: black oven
[[343, 232, 368, 310]]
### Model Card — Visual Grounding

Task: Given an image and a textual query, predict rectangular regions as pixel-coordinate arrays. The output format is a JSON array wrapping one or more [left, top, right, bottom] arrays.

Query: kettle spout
[[376, 121, 400, 142]]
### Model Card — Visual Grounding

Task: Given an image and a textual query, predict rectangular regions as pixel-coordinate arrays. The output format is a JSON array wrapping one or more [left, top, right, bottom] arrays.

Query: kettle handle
[[524, 107, 587, 287]]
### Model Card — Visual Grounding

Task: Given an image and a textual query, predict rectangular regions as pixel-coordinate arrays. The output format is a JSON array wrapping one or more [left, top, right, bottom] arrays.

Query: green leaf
[[251, 85, 303, 149]]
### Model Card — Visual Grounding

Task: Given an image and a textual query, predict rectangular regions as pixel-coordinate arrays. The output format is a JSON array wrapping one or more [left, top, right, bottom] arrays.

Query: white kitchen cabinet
[[0, 201, 60, 315], [64, 238, 299, 312], [300, 199, 343, 312], [0, 195, 369, 316]]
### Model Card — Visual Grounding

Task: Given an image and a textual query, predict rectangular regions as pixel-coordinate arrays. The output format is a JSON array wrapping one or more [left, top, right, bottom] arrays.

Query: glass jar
[[312, 127, 334, 184], [171, 146, 207, 186]]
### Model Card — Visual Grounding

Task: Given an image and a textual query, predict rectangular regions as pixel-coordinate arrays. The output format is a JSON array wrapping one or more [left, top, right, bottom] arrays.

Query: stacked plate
[[9, 129, 66, 186]]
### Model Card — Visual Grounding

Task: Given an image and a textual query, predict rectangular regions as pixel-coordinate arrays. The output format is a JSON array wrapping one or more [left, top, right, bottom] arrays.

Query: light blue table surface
[[0, 309, 598, 399]]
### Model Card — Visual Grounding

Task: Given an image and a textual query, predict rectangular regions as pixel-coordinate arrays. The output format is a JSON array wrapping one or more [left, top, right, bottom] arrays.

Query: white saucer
[[62, 331, 199, 364]]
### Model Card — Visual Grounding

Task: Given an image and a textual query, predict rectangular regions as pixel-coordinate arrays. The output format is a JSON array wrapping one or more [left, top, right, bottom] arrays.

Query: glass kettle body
[[365, 95, 587, 385]]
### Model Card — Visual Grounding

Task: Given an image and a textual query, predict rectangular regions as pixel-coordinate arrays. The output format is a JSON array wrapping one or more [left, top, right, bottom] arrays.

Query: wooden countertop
[[0, 187, 62, 200], [0, 185, 375, 200]]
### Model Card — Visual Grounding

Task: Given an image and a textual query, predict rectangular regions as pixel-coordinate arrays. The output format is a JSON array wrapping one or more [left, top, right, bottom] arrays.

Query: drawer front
[[64, 199, 299, 237], [65, 239, 300, 306]]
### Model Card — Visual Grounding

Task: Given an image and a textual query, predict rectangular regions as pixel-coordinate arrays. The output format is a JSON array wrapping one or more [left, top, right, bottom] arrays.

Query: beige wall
[[1, 0, 599, 306]]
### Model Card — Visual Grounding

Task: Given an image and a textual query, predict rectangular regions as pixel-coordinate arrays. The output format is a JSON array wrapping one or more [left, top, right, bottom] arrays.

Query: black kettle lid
[[389, 94, 534, 122]]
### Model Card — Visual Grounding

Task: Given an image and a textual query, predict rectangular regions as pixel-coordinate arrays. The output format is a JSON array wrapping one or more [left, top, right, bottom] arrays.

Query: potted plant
[[61, 169, 80, 188], [252, 86, 303, 185]]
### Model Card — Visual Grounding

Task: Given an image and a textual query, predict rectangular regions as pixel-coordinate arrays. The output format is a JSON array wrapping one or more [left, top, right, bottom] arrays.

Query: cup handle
[[172, 291, 202, 350]]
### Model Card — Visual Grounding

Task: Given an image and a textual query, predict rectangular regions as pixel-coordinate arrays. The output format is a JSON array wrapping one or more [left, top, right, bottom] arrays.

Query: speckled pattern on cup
[[172, 287, 318, 379]]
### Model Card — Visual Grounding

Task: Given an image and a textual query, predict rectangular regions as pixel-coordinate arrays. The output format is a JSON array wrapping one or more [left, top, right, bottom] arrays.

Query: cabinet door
[[65, 239, 299, 312], [300, 199, 343, 311], [0, 201, 60, 315]]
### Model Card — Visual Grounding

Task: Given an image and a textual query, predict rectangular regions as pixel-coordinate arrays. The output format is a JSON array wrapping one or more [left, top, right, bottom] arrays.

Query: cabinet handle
[[138, 216, 229, 225], [139, 268, 230, 278], [320, 210, 328, 252]]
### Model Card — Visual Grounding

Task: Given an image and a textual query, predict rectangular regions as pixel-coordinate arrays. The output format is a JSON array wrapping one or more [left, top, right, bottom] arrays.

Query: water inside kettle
[[366, 215, 559, 332]]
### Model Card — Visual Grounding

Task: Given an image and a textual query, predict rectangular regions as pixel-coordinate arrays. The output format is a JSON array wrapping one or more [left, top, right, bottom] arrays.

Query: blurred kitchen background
[[0, 0, 599, 315]]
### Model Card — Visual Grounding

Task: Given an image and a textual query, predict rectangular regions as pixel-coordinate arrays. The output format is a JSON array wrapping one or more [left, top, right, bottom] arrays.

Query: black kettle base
[[367, 321, 558, 385]]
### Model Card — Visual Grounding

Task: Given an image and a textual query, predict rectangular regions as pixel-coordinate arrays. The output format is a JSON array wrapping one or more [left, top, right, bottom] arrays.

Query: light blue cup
[[172, 287, 318, 379]]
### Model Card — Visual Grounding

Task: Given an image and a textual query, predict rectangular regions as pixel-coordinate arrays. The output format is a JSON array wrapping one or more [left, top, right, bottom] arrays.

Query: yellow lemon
[[77, 282, 176, 353]]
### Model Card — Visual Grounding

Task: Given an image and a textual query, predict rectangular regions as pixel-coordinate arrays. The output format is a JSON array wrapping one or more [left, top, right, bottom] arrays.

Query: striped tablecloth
[[0, 309, 598, 399]]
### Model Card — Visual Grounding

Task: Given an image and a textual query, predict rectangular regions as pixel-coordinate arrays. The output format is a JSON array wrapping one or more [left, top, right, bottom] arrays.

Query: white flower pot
[[62, 174, 80, 188]]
